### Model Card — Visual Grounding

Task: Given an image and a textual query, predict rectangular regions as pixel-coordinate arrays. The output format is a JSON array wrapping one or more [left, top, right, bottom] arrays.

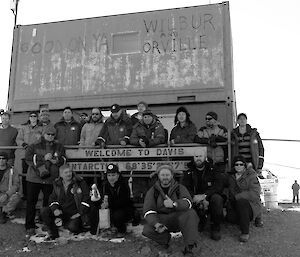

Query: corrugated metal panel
[[9, 2, 232, 111]]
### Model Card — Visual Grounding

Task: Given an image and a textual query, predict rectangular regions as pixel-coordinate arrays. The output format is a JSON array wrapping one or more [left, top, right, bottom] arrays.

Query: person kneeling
[[143, 165, 199, 256], [41, 164, 91, 239]]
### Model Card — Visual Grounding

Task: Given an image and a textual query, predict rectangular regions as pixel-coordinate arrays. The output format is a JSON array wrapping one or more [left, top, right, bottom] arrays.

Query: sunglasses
[[30, 115, 37, 117], [0, 157, 7, 160], [206, 117, 213, 121], [235, 163, 244, 166], [46, 133, 55, 136]]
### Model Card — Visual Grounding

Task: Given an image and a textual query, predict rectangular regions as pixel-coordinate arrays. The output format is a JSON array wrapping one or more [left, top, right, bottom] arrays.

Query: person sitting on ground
[[95, 104, 132, 147], [143, 165, 199, 256], [170, 106, 197, 145], [0, 152, 21, 223], [231, 113, 264, 178], [54, 106, 81, 145], [79, 107, 104, 146], [41, 164, 91, 240], [131, 101, 148, 126], [130, 109, 165, 147], [25, 126, 66, 237], [225, 155, 263, 242], [194, 111, 228, 172], [181, 148, 226, 241]]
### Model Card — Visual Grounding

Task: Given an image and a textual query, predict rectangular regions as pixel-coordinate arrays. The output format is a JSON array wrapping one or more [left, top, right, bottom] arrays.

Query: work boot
[[210, 224, 221, 241], [182, 243, 197, 256], [254, 217, 264, 227], [25, 228, 36, 237], [239, 234, 249, 242]]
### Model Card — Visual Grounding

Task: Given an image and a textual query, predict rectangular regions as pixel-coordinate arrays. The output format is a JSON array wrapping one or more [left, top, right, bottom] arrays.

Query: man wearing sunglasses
[[79, 108, 104, 146], [225, 155, 262, 242], [194, 112, 228, 172], [0, 152, 21, 224], [25, 126, 66, 237]]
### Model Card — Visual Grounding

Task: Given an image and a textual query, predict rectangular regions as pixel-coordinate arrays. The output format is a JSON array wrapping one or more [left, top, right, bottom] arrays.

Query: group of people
[[0, 103, 267, 256]]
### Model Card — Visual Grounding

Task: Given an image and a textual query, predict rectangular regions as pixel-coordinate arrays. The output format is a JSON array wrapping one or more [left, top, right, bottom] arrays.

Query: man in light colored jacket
[[79, 108, 104, 146]]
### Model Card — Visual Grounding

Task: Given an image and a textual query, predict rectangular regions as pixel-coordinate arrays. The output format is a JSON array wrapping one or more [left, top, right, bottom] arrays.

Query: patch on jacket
[[71, 127, 76, 131]]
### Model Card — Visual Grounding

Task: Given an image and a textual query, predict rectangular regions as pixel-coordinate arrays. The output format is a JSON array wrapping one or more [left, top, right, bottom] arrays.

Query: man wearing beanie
[[231, 113, 264, 178], [195, 111, 228, 172], [131, 101, 148, 126], [25, 126, 66, 237], [170, 106, 197, 145], [0, 152, 20, 223], [130, 109, 165, 147], [143, 165, 199, 256]]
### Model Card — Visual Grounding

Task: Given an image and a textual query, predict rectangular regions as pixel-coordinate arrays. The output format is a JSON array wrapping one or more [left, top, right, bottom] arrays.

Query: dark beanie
[[29, 111, 38, 116], [233, 155, 247, 166], [237, 113, 247, 120], [176, 106, 190, 117], [0, 152, 8, 159], [206, 111, 218, 120]]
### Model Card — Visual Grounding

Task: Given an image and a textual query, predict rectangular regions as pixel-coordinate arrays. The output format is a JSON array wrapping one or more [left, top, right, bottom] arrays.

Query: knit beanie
[[206, 111, 218, 120]]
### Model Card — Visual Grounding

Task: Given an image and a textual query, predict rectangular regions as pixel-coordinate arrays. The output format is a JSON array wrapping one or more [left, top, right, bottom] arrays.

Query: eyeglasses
[[92, 113, 100, 115], [46, 133, 55, 136], [205, 117, 212, 121], [235, 163, 244, 166], [30, 115, 37, 117]]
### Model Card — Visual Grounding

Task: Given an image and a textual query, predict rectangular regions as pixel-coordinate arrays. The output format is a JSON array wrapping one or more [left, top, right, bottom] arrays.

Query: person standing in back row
[[231, 113, 264, 178], [0, 112, 18, 166], [54, 107, 81, 146], [292, 180, 299, 204]]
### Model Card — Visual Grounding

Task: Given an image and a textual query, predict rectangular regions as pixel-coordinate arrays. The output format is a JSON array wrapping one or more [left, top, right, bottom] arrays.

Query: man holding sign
[[142, 165, 199, 256]]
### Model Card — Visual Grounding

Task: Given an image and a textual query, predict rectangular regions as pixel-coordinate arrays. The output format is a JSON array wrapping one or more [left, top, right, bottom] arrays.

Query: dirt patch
[[1, 205, 300, 257]]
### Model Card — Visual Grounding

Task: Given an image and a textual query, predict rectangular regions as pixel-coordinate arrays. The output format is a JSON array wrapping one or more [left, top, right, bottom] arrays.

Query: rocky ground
[[0, 204, 299, 257]]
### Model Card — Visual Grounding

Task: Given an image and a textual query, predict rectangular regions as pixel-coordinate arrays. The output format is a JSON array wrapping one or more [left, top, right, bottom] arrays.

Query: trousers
[[142, 209, 199, 246], [226, 198, 253, 234]]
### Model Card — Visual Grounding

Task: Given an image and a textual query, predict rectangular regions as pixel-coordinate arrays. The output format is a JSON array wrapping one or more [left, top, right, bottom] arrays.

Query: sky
[[0, 0, 300, 198]]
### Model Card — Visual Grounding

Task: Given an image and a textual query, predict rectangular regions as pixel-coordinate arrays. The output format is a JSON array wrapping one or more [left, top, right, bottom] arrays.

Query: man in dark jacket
[[101, 164, 134, 235], [130, 109, 165, 147], [143, 165, 199, 256], [0, 112, 18, 166], [231, 113, 264, 177], [54, 106, 81, 145], [41, 164, 90, 239], [181, 148, 225, 241], [96, 104, 132, 147], [25, 126, 66, 236]]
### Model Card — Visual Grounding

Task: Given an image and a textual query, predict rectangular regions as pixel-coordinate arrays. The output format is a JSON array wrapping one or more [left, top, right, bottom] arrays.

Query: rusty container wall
[[8, 2, 233, 122]]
